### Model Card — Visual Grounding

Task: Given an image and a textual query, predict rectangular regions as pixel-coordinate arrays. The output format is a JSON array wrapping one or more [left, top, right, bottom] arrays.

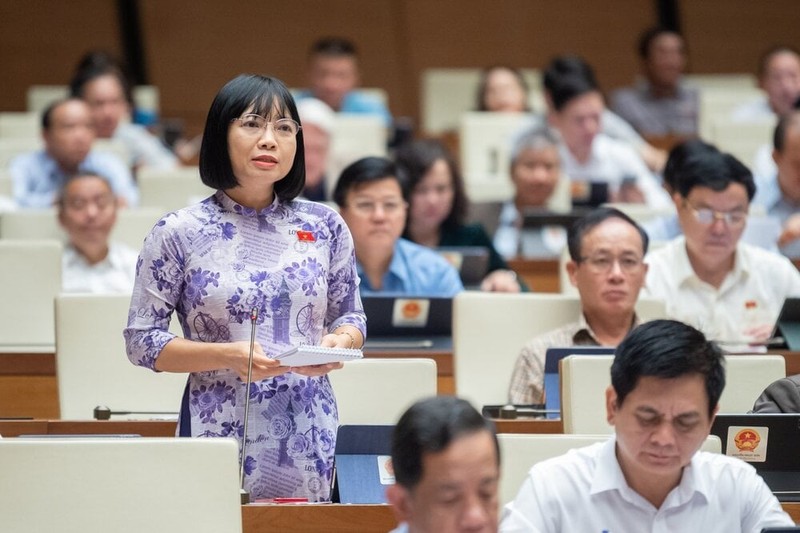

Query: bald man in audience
[[732, 45, 800, 122], [58, 172, 138, 293], [508, 207, 649, 404], [754, 109, 800, 257], [10, 98, 138, 208], [297, 97, 335, 201]]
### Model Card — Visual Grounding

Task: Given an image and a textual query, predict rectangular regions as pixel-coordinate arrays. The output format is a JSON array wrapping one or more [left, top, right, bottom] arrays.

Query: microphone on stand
[[93, 406, 178, 420], [239, 306, 259, 504]]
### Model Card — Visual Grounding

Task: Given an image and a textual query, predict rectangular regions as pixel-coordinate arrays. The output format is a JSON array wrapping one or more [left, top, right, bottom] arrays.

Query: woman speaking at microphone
[[124, 74, 365, 501]]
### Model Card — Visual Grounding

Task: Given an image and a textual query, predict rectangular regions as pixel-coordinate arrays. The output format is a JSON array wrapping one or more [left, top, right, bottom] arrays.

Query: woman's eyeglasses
[[232, 114, 301, 138]]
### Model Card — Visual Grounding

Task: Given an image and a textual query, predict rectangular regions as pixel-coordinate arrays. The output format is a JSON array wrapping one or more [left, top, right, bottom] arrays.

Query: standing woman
[[124, 75, 365, 501], [395, 138, 522, 292]]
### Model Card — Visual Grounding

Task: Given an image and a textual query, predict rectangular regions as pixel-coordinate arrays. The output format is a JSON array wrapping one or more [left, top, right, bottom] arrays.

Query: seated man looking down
[[508, 207, 649, 404], [58, 172, 139, 293], [501, 319, 793, 531], [644, 149, 800, 345], [387, 396, 500, 533], [334, 156, 463, 296]]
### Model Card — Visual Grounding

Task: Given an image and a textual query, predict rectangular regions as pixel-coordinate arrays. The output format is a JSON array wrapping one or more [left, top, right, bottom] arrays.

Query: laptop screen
[[361, 295, 452, 338], [711, 413, 800, 501], [435, 246, 490, 287], [333, 425, 394, 504]]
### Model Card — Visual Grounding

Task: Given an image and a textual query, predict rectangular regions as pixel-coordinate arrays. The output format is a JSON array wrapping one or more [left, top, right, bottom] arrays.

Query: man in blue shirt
[[334, 156, 463, 296], [297, 37, 392, 127], [753, 109, 800, 257], [10, 98, 138, 208]]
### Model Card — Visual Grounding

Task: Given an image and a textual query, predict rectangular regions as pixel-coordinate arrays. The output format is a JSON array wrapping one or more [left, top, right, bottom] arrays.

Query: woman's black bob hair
[[199, 74, 305, 201]]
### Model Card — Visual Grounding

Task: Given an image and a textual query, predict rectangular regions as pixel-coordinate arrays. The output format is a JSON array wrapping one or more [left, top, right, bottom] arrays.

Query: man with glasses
[[57, 172, 138, 293], [508, 207, 648, 404], [333, 156, 463, 296], [644, 149, 800, 347]]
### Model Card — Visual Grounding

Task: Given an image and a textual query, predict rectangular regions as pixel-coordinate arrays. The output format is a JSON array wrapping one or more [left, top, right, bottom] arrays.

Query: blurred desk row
[[4, 347, 800, 419], [0, 419, 561, 438], [240, 503, 800, 533]]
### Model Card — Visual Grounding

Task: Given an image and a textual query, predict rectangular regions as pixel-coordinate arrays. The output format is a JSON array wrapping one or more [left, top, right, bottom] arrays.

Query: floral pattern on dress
[[124, 191, 365, 501]]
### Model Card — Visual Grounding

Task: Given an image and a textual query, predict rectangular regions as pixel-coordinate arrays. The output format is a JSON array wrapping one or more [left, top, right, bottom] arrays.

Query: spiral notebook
[[274, 345, 363, 367]]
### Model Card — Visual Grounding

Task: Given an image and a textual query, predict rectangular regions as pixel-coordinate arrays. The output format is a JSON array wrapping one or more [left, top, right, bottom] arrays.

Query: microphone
[[93, 406, 178, 420], [239, 306, 259, 504]]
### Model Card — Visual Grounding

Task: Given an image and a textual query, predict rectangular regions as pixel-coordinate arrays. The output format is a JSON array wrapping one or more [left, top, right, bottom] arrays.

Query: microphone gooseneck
[[239, 306, 259, 502]]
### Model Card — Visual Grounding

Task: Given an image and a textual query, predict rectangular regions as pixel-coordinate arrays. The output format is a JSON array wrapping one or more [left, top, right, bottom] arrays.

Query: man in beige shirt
[[508, 207, 649, 404]]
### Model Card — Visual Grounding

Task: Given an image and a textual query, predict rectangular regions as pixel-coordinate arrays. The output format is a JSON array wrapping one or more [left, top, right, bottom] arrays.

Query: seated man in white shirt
[[70, 63, 178, 171], [57, 172, 139, 293], [545, 66, 671, 209], [501, 319, 793, 532], [644, 149, 800, 345], [508, 207, 649, 404], [387, 396, 499, 533]]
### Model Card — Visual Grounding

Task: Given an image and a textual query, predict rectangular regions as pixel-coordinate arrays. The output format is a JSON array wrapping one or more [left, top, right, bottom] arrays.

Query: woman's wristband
[[336, 330, 357, 349]]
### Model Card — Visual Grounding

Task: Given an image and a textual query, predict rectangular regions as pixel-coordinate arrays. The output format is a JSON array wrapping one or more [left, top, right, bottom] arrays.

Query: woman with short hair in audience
[[395, 138, 523, 292], [493, 127, 568, 260], [124, 74, 365, 502], [476, 66, 531, 113]]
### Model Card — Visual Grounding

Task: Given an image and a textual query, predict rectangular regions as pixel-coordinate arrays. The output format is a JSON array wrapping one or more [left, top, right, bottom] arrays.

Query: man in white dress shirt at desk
[[58, 172, 138, 293], [643, 149, 800, 346], [501, 319, 793, 532]]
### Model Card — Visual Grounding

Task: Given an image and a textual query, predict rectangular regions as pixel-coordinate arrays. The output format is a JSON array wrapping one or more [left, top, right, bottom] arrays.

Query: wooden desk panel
[[241, 503, 800, 532], [242, 504, 396, 533], [507, 258, 560, 293], [0, 420, 177, 437]]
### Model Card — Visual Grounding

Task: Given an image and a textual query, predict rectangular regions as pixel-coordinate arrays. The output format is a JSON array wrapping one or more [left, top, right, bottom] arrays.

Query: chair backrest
[[684, 73, 757, 90], [0, 138, 130, 169], [328, 358, 437, 425], [0, 438, 242, 533], [497, 433, 607, 505], [27, 84, 160, 115], [421, 68, 544, 134], [0, 207, 162, 250], [720, 354, 786, 413], [0, 240, 61, 349], [698, 86, 765, 139], [0, 170, 11, 196], [452, 292, 665, 409], [325, 114, 388, 199], [55, 293, 188, 419], [458, 111, 530, 202], [0, 111, 40, 138], [136, 166, 214, 213], [560, 354, 788, 433], [497, 432, 721, 506], [26, 85, 70, 113], [709, 118, 775, 168]]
